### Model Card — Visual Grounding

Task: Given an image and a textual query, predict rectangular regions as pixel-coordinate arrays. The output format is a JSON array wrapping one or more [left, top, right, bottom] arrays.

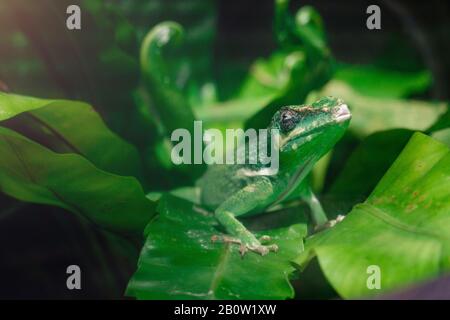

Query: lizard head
[[270, 96, 351, 156]]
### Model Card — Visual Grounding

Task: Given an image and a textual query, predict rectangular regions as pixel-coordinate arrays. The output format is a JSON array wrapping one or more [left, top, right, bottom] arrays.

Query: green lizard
[[197, 96, 351, 256]]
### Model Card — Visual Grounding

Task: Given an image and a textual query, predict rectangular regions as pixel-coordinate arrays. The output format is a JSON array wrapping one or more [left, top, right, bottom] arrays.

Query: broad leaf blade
[[334, 64, 431, 98], [0, 126, 155, 233], [127, 194, 306, 299], [427, 105, 450, 134], [327, 129, 414, 213], [0, 92, 142, 178], [311, 81, 447, 137], [296, 132, 450, 298]]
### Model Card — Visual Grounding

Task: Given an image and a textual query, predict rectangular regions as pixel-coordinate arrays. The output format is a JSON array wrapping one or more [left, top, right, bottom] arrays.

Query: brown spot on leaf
[[405, 203, 417, 213], [372, 197, 384, 205]]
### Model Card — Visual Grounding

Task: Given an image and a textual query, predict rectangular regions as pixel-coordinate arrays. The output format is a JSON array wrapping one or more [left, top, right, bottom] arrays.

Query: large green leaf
[[0, 126, 155, 233], [127, 194, 306, 299], [432, 129, 450, 148], [0, 92, 142, 179], [295, 132, 450, 298], [310, 80, 447, 137], [427, 105, 450, 133], [334, 64, 431, 98], [326, 129, 414, 214]]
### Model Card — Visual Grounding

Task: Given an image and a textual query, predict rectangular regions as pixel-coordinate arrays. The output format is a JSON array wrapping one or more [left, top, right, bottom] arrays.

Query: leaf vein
[[361, 203, 449, 242]]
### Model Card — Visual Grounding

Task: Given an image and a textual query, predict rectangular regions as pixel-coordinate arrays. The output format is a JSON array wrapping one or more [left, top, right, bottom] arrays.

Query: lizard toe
[[259, 235, 272, 243]]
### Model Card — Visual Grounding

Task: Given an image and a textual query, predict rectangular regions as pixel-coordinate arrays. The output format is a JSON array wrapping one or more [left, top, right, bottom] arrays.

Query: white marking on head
[[280, 127, 304, 146]]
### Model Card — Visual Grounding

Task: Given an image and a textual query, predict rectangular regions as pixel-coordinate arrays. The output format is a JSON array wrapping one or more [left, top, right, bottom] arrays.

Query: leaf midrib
[[207, 243, 232, 299], [26, 112, 82, 155], [2, 134, 98, 227], [360, 203, 449, 242]]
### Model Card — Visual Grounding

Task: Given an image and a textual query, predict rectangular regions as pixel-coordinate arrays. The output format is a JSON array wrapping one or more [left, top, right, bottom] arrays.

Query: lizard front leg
[[300, 185, 328, 227], [300, 185, 345, 232], [212, 179, 278, 256]]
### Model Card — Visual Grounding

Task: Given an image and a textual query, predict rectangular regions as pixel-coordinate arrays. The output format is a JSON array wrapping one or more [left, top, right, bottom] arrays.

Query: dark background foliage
[[215, 0, 450, 100]]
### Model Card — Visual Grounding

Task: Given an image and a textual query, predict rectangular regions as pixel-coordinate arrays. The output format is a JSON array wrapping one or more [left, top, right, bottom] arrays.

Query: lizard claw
[[211, 234, 278, 257], [239, 244, 248, 256], [246, 243, 278, 256]]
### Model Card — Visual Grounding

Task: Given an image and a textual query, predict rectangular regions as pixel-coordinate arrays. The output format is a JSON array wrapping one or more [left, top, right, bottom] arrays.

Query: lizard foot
[[239, 243, 278, 257], [211, 235, 278, 257]]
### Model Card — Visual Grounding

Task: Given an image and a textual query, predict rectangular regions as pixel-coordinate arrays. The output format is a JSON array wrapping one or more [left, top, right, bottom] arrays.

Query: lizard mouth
[[335, 104, 351, 123]]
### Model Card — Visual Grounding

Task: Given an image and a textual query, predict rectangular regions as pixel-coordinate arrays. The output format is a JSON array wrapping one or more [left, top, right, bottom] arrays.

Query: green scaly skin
[[197, 96, 351, 256]]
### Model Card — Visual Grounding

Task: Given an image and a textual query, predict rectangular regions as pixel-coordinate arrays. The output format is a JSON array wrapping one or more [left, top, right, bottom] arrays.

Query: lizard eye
[[280, 109, 298, 133]]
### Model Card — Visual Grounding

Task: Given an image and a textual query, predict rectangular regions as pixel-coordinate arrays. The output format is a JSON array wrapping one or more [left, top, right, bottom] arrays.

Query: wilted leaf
[[196, 51, 302, 126], [127, 194, 306, 299], [296, 132, 450, 298], [0, 126, 155, 233]]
